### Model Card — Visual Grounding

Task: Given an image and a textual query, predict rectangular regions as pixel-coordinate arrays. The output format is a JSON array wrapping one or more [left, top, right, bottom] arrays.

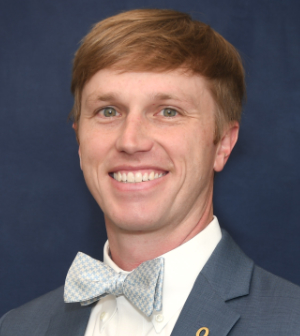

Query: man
[[1, 8, 300, 336]]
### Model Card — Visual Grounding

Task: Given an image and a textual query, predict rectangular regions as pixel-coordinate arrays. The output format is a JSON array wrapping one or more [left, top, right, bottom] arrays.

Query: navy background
[[0, 0, 299, 317]]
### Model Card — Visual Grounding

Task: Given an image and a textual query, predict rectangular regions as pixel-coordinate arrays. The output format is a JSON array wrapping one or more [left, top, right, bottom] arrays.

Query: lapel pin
[[196, 327, 209, 336]]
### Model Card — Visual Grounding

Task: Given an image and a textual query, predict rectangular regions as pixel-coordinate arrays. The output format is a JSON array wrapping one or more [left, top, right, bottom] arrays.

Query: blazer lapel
[[170, 273, 240, 336], [44, 231, 252, 336], [45, 302, 92, 336], [171, 230, 254, 336]]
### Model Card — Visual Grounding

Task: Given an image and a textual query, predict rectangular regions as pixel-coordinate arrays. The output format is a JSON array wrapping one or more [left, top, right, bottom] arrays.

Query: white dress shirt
[[84, 216, 222, 336]]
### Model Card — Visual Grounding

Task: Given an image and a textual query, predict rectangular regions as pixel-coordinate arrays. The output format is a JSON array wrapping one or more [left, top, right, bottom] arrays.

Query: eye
[[100, 107, 118, 117], [161, 108, 177, 117]]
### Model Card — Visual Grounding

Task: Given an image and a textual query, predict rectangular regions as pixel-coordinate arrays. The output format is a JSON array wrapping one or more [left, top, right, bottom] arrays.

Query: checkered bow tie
[[64, 252, 164, 317]]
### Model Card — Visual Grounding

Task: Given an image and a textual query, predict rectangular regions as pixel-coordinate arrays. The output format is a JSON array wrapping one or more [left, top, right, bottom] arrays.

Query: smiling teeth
[[113, 171, 166, 183]]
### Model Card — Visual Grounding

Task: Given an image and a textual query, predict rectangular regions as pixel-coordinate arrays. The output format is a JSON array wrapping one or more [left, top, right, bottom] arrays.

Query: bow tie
[[64, 252, 164, 317]]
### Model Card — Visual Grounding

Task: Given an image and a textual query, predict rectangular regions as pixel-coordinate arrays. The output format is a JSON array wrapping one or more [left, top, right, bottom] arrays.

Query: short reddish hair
[[70, 9, 245, 143]]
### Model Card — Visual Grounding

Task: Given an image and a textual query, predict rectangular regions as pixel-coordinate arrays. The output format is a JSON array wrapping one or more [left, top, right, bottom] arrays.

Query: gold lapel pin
[[196, 327, 209, 336]]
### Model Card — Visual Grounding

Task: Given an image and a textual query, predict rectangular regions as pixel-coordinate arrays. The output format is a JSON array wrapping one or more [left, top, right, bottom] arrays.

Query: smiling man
[[78, 69, 235, 272], [1, 8, 300, 336]]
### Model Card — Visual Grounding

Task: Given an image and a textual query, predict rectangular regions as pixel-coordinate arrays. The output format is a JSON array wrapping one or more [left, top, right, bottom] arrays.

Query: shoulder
[[0, 286, 92, 336], [250, 264, 300, 308], [0, 286, 66, 336], [204, 230, 300, 333], [229, 261, 300, 333], [252, 264, 300, 298]]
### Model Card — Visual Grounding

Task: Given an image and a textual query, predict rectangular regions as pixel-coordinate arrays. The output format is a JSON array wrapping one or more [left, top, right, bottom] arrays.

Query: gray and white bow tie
[[64, 252, 164, 317]]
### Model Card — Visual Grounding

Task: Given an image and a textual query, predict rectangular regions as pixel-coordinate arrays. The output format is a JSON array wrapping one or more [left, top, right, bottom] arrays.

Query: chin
[[106, 211, 164, 233]]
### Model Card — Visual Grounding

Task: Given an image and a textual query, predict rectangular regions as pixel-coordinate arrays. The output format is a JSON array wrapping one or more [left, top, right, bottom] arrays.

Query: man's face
[[78, 69, 234, 235]]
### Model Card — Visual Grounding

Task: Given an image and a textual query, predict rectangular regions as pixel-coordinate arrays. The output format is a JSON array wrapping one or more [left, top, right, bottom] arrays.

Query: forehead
[[81, 68, 213, 108]]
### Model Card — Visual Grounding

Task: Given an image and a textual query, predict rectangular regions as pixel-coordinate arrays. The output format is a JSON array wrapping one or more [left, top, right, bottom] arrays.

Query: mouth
[[109, 170, 168, 183]]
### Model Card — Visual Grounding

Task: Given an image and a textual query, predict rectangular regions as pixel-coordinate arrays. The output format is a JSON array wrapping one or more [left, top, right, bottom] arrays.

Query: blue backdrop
[[1, 0, 300, 317]]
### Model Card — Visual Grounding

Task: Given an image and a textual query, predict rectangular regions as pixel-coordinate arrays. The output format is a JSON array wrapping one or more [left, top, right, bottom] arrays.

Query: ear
[[72, 122, 77, 132], [73, 123, 82, 170], [72, 122, 80, 145], [213, 122, 239, 172]]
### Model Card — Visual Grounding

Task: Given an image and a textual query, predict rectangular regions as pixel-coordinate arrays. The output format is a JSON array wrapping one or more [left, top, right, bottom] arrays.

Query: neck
[[105, 195, 214, 271]]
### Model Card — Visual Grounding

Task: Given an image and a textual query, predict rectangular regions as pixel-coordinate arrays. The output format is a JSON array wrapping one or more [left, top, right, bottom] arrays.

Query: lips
[[110, 170, 168, 183]]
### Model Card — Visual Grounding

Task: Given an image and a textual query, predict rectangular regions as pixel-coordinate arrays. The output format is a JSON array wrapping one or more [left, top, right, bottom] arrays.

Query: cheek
[[79, 134, 108, 169], [183, 132, 216, 177]]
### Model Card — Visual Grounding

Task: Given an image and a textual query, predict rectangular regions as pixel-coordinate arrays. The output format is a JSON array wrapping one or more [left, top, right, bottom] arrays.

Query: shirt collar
[[103, 216, 222, 333]]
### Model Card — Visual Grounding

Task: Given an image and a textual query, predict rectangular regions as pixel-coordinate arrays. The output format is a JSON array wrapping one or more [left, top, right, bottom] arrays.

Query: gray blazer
[[1, 230, 300, 335]]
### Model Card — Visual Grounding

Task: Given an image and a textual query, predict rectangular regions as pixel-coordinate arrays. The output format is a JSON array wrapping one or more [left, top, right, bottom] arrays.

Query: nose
[[115, 113, 153, 154]]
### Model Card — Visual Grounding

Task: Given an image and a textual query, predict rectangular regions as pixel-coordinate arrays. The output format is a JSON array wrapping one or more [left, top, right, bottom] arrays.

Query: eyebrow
[[84, 93, 121, 108], [151, 93, 181, 101], [88, 92, 181, 101], [94, 93, 119, 102]]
